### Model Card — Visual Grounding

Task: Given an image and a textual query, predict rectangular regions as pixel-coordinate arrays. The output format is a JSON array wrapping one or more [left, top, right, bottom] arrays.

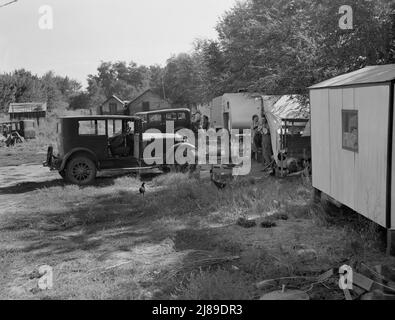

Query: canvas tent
[[258, 95, 310, 165]]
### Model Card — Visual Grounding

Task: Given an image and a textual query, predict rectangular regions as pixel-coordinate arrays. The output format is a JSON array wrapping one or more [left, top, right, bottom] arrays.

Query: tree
[[210, 0, 394, 96], [0, 69, 82, 114], [87, 61, 149, 101], [162, 53, 204, 107]]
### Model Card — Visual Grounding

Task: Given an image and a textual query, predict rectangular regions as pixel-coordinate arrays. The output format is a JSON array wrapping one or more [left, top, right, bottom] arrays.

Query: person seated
[[109, 132, 130, 157]]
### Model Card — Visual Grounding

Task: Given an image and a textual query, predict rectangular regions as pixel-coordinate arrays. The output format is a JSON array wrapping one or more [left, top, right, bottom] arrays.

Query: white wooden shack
[[309, 64, 395, 254]]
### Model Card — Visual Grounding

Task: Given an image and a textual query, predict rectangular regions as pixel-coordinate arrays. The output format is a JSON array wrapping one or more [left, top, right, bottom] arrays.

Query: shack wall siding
[[391, 83, 395, 230], [311, 89, 331, 194], [353, 85, 388, 228], [328, 89, 355, 209], [312, 84, 390, 228]]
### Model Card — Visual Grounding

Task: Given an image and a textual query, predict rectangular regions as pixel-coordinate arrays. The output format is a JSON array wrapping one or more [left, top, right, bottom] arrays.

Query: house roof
[[309, 64, 395, 89], [127, 89, 153, 105], [127, 89, 169, 106], [8, 102, 47, 113], [100, 95, 130, 107]]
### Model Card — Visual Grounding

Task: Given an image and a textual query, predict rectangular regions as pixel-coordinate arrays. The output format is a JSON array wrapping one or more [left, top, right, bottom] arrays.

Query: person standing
[[261, 116, 273, 169], [251, 115, 262, 161]]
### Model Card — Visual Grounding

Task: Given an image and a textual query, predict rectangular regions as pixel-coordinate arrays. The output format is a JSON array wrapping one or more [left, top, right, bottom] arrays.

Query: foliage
[[0, 69, 81, 113], [1, 0, 393, 113]]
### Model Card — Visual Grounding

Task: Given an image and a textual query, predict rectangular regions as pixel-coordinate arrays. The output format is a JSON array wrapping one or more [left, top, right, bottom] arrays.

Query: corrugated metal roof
[[8, 102, 47, 113], [309, 64, 395, 89]]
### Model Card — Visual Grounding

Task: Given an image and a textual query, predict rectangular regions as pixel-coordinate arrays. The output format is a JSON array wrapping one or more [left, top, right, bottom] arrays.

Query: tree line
[[1, 0, 394, 114]]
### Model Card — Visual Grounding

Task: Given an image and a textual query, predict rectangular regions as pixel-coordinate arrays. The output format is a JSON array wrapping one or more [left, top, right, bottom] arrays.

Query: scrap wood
[[257, 268, 339, 291], [256, 276, 317, 290], [317, 268, 335, 283], [359, 263, 395, 293], [353, 272, 375, 291], [344, 289, 353, 300], [361, 263, 386, 282]]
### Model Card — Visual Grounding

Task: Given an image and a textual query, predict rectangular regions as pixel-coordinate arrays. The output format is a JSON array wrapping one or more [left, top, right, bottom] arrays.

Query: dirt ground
[[0, 157, 394, 300]]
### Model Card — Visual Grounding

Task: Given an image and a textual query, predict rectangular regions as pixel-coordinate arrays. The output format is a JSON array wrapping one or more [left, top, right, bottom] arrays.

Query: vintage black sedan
[[44, 115, 195, 185]]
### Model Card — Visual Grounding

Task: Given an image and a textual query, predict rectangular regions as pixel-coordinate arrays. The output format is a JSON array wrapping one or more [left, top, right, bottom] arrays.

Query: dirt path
[[0, 164, 58, 189]]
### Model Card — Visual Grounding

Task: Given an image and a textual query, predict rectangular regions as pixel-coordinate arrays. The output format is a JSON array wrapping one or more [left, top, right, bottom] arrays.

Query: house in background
[[8, 102, 47, 125], [125, 89, 171, 116], [98, 95, 130, 115]]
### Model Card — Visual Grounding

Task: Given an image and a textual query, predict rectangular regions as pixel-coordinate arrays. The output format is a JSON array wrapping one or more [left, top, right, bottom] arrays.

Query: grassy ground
[[0, 170, 393, 300]]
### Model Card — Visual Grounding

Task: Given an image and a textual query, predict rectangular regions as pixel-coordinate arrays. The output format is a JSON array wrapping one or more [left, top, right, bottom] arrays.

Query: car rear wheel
[[65, 156, 97, 185]]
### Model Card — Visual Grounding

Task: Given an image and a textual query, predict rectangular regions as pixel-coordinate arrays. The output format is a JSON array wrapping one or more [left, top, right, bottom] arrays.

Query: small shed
[[126, 89, 171, 116], [98, 95, 129, 115], [8, 102, 47, 124], [309, 64, 395, 254]]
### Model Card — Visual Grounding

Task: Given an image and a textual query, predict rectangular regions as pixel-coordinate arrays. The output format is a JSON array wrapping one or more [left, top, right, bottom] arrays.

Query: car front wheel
[[65, 156, 97, 185]]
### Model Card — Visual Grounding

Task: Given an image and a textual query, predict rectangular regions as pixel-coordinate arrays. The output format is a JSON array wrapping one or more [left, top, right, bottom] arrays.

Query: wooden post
[[387, 230, 395, 256]]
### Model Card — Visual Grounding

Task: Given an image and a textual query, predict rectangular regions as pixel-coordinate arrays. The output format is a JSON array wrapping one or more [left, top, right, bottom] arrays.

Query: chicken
[[139, 183, 146, 196], [210, 169, 227, 190]]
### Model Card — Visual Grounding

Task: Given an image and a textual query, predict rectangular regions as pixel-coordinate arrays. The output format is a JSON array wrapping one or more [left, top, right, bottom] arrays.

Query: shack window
[[342, 110, 358, 152]]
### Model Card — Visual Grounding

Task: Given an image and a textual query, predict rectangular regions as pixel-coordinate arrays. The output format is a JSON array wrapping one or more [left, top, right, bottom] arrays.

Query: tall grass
[[175, 268, 254, 300]]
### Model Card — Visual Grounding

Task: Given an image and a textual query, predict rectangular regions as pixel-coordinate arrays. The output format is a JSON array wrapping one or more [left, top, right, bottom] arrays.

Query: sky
[[0, 0, 236, 86]]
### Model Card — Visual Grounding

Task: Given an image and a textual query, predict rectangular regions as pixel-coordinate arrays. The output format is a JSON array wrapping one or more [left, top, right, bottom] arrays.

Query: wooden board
[[392, 83, 395, 230], [354, 85, 389, 228], [328, 88, 355, 209], [311, 89, 331, 194]]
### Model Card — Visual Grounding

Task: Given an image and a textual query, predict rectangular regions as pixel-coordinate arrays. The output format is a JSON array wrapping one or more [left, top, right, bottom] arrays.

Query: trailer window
[[342, 110, 358, 152]]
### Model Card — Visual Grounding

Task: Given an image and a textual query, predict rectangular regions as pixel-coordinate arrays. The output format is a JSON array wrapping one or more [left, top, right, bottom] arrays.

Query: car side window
[[78, 120, 106, 136], [178, 112, 186, 120], [149, 114, 162, 123], [166, 112, 177, 120], [108, 120, 123, 138]]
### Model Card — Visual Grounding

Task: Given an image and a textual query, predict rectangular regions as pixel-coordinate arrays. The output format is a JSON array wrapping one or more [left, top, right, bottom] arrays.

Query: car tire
[[65, 156, 97, 185]]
